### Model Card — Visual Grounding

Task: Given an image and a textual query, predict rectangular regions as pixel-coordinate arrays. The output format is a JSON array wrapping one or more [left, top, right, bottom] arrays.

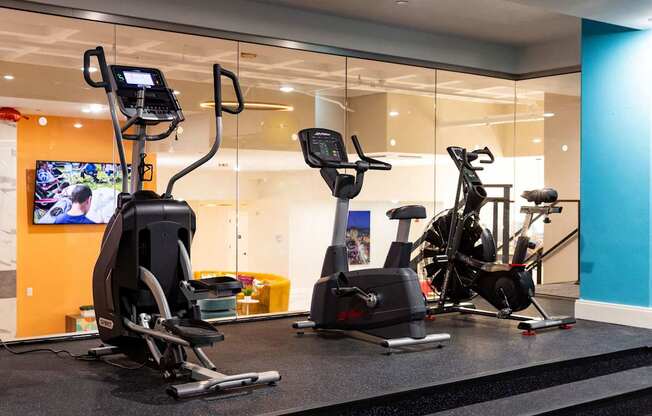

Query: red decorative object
[[0, 107, 26, 122]]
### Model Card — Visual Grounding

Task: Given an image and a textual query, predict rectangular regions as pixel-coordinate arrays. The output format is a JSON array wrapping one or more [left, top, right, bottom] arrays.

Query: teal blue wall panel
[[580, 20, 652, 306]]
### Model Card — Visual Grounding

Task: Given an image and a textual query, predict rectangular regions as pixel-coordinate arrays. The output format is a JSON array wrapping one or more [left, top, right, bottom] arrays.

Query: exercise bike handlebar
[[351, 135, 392, 171]]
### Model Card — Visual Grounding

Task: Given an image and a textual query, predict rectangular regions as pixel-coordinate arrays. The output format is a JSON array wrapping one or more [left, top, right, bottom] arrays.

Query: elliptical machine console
[[294, 128, 450, 351], [84, 46, 280, 398]]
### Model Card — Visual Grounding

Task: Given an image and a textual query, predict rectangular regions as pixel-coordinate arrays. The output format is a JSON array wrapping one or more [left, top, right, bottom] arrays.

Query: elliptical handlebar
[[472, 146, 495, 164], [164, 64, 243, 198], [83, 46, 112, 92]]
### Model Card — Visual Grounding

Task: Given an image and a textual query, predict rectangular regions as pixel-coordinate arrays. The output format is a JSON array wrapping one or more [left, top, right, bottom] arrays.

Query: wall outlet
[[26, 287, 33, 297]]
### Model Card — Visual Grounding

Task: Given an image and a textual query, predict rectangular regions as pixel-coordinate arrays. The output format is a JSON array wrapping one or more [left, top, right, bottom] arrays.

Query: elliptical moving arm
[[164, 65, 244, 198], [83, 46, 129, 194]]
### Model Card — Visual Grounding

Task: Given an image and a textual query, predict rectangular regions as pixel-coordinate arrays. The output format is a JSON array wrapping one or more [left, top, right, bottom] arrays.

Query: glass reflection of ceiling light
[[38, 117, 48, 126], [291, 133, 299, 141], [200, 101, 294, 111], [396, 0, 408, 4], [543, 112, 555, 118], [81, 66, 98, 73], [173, 90, 181, 95], [280, 86, 294, 93], [389, 111, 400, 117], [562, 144, 568, 152], [82, 103, 104, 114], [73, 122, 83, 129], [3, 74, 14, 80], [532, 138, 542, 144], [389, 139, 397, 146]]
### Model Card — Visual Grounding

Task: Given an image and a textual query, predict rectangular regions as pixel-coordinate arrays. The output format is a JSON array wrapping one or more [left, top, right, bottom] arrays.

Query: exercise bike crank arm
[[332, 287, 379, 308]]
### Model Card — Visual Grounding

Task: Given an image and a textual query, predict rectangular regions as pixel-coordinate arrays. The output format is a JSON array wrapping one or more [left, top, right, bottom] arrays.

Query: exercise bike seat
[[188, 276, 242, 297], [521, 188, 558, 205], [386, 205, 427, 220], [163, 317, 225, 346]]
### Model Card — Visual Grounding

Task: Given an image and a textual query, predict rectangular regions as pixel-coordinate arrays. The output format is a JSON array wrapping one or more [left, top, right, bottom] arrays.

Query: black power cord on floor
[[0, 337, 147, 369]]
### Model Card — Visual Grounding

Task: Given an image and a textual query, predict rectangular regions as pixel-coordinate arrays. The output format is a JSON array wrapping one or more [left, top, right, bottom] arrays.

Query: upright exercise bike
[[414, 146, 575, 333], [293, 128, 450, 351], [84, 46, 280, 398]]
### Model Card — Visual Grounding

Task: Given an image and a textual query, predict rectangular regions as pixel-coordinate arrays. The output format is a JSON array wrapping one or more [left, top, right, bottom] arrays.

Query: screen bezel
[[32, 160, 129, 226]]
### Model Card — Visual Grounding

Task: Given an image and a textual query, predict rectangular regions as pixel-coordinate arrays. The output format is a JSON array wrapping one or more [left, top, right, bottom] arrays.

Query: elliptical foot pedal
[[560, 324, 573, 330], [163, 318, 225, 346], [522, 329, 537, 336]]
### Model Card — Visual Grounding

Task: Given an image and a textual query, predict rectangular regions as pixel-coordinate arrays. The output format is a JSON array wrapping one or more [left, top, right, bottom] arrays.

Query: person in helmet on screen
[[54, 184, 96, 224]]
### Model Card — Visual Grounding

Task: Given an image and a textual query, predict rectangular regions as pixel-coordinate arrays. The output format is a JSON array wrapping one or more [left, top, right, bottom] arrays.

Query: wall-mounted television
[[34, 160, 130, 225]]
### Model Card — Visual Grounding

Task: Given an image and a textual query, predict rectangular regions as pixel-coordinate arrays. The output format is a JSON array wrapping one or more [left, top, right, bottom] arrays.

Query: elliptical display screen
[[309, 131, 346, 162], [123, 71, 154, 86]]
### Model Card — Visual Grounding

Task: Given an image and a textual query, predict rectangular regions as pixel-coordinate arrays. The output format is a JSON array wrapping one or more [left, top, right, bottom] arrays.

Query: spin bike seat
[[386, 205, 427, 220], [187, 276, 242, 297], [163, 317, 225, 346], [521, 188, 558, 205]]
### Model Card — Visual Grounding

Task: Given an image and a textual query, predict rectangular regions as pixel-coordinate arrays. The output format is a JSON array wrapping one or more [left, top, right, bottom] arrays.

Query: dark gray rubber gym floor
[[2, 298, 652, 416]]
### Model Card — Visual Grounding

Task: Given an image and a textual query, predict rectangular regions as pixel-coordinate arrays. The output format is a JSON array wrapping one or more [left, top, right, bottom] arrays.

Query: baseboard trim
[[575, 299, 652, 329]]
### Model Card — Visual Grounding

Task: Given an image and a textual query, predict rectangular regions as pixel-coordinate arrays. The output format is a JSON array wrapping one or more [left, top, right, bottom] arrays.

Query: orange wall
[[17, 115, 155, 337]]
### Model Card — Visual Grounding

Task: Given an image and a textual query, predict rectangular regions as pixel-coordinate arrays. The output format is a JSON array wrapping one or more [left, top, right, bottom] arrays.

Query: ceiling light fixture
[[389, 111, 399, 117], [291, 133, 299, 141], [562, 144, 569, 152], [3, 74, 14, 80], [82, 103, 104, 114], [173, 90, 181, 95], [280, 86, 294, 93], [532, 138, 542, 144], [200, 101, 294, 111], [543, 112, 555, 118], [396, 0, 408, 4], [389, 138, 397, 146], [81, 66, 98, 73], [73, 122, 83, 129]]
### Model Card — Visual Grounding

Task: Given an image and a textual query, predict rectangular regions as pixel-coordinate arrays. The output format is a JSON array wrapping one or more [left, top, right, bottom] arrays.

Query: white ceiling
[[511, 0, 652, 30], [254, 0, 580, 47]]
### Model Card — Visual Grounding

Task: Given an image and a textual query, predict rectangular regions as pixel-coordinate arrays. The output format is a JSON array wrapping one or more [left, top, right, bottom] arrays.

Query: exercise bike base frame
[[293, 320, 451, 353]]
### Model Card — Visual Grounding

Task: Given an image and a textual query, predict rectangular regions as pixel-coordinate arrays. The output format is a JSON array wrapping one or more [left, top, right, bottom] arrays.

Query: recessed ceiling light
[[173, 90, 181, 95], [38, 117, 48, 126], [3, 74, 14, 80], [280, 86, 294, 93], [81, 66, 98, 73], [81, 108, 91, 113], [73, 122, 83, 129], [81, 103, 104, 114], [562, 144, 568, 152], [389, 111, 399, 117], [543, 112, 555, 118], [389, 138, 397, 146], [532, 138, 542, 144], [396, 0, 408, 4], [291, 133, 298, 141]]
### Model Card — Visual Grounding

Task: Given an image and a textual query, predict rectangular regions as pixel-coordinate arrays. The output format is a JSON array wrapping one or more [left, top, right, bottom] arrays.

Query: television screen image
[[346, 210, 371, 265], [34, 161, 129, 225]]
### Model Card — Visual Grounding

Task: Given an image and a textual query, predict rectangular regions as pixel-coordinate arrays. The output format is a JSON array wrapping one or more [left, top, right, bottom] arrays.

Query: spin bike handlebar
[[461, 147, 494, 171]]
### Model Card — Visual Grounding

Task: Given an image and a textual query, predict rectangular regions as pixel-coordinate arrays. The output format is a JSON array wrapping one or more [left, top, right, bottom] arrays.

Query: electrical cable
[[1, 337, 146, 369]]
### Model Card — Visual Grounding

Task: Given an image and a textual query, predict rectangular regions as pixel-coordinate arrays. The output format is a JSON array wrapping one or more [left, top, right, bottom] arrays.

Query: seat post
[[396, 219, 412, 243]]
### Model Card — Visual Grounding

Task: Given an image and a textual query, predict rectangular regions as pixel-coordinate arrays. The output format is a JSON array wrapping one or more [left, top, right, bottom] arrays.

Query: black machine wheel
[[476, 270, 534, 312]]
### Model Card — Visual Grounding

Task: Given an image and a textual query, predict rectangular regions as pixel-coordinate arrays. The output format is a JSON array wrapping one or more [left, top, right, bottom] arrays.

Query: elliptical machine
[[414, 146, 575, 333], [293, 128, 450, 351], [84, 46, 280, 398]]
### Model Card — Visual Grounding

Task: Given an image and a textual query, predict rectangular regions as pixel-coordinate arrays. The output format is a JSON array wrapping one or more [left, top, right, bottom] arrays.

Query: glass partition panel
[[345, 58, 436, 273], [235, 43, 346, 314], [0, 9, 117, 339], [114, 26, 240, 318], [435, 70, 516, 261], [516, 73, 581, 285]]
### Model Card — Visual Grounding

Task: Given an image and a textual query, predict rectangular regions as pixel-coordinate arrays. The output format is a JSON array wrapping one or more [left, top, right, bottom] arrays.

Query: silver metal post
[[332, 197, 350, 246], [139, 266, 172, 319], [106, 91, 129, 194], [130, 127, 146, 193], [502, 186, 510, 264]]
